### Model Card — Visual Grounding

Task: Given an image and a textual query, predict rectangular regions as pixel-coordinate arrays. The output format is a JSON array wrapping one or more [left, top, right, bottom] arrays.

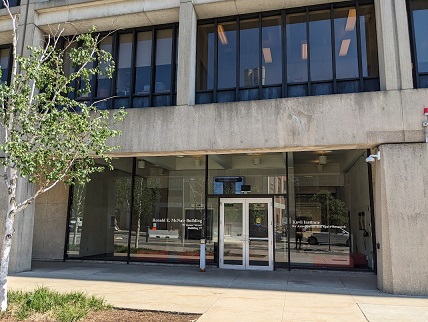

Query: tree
[[0, 2, 126, 310], [310, 190, 348, 227]]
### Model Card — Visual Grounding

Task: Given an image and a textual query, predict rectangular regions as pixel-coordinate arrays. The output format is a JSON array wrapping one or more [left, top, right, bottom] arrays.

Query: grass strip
[[1, 287, 111, 321]]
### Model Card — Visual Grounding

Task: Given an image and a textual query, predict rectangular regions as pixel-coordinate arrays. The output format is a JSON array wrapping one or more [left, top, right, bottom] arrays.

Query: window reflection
[[195, 2, 379, 103], [96, 36, 113, 98], [262, 16, 282, 86], [116, 34, 132, 96], [129, 157, 210, 264], [335, 8, 359, 79], [155, 29, 172, 93], [66, 26, 177, 108], [67, 159, 133, 261], [0, 48, 10, 84], [0, 0, 19, 8], [135, 32, 153, 95], [218, 22, 237, 89], [240, 19, 259, 87], [287, 13, 308, 83], [410, 0, 428, 74], [360, 5, 379, 78], [309, 10, 332, 81], [196, 24, 215, 91], [288, 150, 374, 270]]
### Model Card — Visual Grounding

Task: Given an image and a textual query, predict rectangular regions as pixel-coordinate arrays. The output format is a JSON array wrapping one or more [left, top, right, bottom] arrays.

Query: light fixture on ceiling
[[194, 159, 202, 167], [177, 155, 184, 158], [218, 24, 228, 45], [253, 157, 261, 165], [319, 154, 327, 165], [301, 42, 308, 60], [263, 47, 272, 63], [339, 39, 351, 57], [137, 160, 145, 169], [345, 8, 357, 31]]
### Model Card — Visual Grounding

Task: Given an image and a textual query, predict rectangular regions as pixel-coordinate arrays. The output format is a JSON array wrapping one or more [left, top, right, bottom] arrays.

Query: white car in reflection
[[307, 228, 350, 246]]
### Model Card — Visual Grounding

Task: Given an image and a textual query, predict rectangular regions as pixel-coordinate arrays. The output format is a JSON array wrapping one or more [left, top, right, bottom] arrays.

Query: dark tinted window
[[196, 1, 379, 104]]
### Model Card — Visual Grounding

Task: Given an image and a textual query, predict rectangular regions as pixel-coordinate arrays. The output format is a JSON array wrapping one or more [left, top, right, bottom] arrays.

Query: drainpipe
[[423, 108, 428, 143]]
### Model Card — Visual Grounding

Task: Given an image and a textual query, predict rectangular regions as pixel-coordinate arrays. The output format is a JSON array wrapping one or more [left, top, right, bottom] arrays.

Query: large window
[[408, 0, 428, 88], [0, 45, 11, 84], [66, 151, 375, 271], [67, 26, 178, 109], [196, 1, 379, 104], [0, 1, 20, 9], [67, 156, 213, 265]]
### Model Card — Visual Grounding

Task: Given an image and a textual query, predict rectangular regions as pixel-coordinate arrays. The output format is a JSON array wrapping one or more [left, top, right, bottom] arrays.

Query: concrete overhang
[[0, 5, 22, 45], [108, 88, 428, 157], [193, 0, 346, 19], [34, 0, 180, 35]]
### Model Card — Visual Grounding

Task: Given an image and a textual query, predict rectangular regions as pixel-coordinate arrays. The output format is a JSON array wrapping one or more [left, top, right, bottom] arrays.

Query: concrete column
[[375, 0, 413, 91], [8, 179, 36, 273], [0, 1, 38, 274], [176, 0, 197, 106], [374, 143, 428, 295]]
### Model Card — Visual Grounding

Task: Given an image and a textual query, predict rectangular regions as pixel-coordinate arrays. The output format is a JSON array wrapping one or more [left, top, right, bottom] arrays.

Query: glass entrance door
[[219, 198, 273, 270]]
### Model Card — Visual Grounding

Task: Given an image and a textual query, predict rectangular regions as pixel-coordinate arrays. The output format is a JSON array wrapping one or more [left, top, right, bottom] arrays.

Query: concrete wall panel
[[32, 184, 69, 261]]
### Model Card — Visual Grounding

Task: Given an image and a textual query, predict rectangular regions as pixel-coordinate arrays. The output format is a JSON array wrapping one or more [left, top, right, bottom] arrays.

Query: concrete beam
[[108, 89, 427, 156], [194, 0, 345, 19], [34, 0, 180, 35]]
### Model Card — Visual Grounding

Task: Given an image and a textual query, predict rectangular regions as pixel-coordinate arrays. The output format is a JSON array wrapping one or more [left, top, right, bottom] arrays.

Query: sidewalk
[[9, 261, 428, 322]]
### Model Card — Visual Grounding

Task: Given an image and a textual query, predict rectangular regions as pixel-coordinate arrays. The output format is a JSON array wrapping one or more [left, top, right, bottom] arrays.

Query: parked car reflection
[[307, 228, 349, 246]]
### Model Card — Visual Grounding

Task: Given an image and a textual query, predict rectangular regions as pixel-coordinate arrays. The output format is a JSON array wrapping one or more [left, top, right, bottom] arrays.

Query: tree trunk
[[72, 218, 79, 245], [0, 213, 15, 311], [135, 216, 140, 249], [0, 168, 18, 311]]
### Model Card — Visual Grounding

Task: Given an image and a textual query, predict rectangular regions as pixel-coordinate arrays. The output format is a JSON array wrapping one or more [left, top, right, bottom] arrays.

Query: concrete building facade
[[0, 0, 427, 296]]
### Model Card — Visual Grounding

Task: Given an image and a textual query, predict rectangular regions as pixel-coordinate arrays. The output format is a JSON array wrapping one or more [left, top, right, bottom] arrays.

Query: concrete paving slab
[[359, 304, 428, 322], [7, 261, 428, 321], [283, 305, 368, 322]]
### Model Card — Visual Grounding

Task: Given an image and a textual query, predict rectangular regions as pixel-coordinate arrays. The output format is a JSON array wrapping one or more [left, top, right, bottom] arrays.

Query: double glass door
[[219, 198, 273, 270]]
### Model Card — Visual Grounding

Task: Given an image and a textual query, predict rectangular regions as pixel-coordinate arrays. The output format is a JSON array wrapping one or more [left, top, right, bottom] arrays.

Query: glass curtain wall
[[207, 153, 288, 268], [65, 25, 178, 109], [130, 156, 209, 264], [67, 151, 374, 270], [408, 0, 428, 88], [196, 1, 379, 104], [67, 156, 214, 265], [67, 159, 133, 260], [288, 150, 375, 270]]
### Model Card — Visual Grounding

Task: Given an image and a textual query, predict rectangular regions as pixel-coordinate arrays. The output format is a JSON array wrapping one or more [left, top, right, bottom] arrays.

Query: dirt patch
[[0, 309, 201, 322], [85, 308, 200, 322]]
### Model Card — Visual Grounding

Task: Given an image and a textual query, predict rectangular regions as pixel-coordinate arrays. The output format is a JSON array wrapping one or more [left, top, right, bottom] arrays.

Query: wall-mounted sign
[[213, 176, 244, 194]]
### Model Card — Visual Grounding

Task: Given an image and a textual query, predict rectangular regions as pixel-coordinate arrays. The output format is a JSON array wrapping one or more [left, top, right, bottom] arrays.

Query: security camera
[[365, 155, 375, 163], [365, 151, 381, 163]]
